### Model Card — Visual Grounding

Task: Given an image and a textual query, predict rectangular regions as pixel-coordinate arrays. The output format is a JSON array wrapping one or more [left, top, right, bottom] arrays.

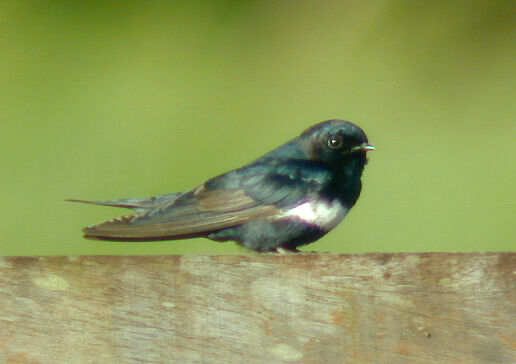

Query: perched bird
[[69, 120, 374, 252]]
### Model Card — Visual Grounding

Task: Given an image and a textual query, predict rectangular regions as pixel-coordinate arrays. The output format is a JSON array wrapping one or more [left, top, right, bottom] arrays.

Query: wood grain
[[0, 253, 514, 363]]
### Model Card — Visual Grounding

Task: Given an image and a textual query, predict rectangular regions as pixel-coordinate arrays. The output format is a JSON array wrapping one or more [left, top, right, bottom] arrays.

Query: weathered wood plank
[[0, 253, 514, 363]]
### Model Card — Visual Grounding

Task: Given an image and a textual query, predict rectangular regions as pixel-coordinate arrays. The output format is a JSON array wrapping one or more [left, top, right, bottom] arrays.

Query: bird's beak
[[351, 143, 375, 152]]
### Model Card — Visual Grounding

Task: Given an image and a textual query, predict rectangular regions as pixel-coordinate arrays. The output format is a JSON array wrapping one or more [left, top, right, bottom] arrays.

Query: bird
[[69, 119, 374, 253]]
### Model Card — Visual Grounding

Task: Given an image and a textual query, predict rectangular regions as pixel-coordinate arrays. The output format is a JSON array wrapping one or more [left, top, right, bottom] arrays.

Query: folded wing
[[82, 161, 332, 240]]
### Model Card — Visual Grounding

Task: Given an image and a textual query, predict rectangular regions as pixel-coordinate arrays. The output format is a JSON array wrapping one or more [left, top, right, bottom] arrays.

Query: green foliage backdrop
[[0, 1, 514, 255]]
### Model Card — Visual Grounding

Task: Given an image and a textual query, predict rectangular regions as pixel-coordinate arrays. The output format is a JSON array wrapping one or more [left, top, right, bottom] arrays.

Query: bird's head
[[300, 120, 374, 166]]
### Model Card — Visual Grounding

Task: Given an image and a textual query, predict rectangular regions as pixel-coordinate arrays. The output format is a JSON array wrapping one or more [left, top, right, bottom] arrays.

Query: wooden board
[[0, 252, 514, 363]]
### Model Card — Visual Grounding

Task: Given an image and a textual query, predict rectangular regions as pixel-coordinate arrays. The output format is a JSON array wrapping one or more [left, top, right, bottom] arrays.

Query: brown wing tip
[[82, 214, 136, 236]]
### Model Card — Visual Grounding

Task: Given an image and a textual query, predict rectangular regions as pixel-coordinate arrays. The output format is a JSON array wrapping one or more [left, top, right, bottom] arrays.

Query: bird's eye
[[327, 135, 343, 149]]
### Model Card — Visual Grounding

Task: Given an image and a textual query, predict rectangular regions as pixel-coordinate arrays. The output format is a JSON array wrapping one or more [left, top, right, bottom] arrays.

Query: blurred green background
[[1, 1, 514, 255]]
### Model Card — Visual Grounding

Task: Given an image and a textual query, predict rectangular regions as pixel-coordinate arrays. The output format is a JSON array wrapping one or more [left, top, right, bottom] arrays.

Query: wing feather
[[83, 204, 278, 239], [82, 161, 332, 240]]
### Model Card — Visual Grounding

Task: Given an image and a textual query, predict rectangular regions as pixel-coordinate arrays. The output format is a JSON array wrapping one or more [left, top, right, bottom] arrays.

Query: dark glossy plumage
[[69, 119, 374, 252]]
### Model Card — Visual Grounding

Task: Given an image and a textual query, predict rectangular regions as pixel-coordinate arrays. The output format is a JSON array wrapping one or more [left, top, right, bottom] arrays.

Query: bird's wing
[[82, 161, 332, 240]]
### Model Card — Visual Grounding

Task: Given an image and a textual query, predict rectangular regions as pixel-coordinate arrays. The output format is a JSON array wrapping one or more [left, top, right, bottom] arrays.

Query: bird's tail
[[67, 192, 192, 241], [66, 192, 180, 211]]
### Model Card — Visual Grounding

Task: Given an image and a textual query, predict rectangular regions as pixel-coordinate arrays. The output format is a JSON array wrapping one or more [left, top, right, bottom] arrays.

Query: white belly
[[283, 199, 348, 231]]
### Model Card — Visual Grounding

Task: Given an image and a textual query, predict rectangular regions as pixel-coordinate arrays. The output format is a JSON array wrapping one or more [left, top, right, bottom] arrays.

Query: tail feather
[[66, 192, 180, 211], [68, 192, 194, 241], [66, 198, 144, 209]]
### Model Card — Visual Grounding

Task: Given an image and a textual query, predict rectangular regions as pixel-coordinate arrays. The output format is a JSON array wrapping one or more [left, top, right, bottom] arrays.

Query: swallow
[[69, 119, 374, 252]]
